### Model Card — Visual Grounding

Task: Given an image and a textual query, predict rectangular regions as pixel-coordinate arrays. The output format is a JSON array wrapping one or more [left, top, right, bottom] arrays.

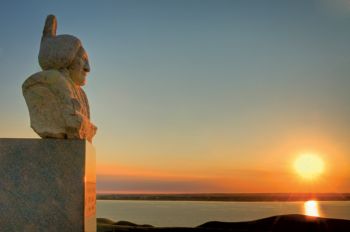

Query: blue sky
[[0, 0, 350, 193]]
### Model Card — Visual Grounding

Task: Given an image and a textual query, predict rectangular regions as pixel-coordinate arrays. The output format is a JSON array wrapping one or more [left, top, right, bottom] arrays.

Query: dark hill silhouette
[[97, 214, 350, 232]]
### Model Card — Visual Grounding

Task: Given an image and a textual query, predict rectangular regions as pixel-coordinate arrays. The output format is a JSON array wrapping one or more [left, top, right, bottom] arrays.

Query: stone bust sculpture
[[22, 15, 97, 142]]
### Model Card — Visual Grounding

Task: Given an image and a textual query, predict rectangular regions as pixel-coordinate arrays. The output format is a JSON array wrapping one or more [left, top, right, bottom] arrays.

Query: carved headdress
[[38, 15, 82, 70]]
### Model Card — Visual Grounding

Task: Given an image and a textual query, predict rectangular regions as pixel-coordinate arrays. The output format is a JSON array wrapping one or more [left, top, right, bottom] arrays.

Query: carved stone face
[[68, 47, 90, 86]]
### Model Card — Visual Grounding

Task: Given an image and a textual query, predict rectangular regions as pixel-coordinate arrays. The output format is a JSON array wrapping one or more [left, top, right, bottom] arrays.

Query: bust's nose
[[84, 60, 90, 72]]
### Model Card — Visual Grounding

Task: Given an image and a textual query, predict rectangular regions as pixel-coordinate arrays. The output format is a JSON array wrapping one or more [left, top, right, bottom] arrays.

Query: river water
[[96, 200, 350, 227]]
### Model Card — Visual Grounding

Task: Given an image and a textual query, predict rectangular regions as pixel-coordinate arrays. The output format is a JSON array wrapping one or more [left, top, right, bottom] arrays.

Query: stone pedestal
[[0, 139, 96, 232]]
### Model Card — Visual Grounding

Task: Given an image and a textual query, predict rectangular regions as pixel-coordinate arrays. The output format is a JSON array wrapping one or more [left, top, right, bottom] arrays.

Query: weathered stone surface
[[0, 139, 96, 232], [22, 14, 97, 142], [23, 70, 97, 142]]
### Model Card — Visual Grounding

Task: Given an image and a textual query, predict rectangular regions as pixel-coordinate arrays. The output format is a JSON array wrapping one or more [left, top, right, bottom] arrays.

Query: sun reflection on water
[[304, 200, 320, 217]]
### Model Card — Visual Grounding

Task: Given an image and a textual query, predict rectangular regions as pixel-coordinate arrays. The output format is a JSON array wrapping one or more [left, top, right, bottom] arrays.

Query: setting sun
[[294, 153, 324, 180]]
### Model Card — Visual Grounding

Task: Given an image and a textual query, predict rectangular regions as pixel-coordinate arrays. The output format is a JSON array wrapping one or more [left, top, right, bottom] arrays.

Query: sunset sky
[[0, 0, 350, 193]]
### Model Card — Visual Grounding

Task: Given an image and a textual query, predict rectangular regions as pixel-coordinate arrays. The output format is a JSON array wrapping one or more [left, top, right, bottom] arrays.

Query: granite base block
[[0, 138, 96, 232]]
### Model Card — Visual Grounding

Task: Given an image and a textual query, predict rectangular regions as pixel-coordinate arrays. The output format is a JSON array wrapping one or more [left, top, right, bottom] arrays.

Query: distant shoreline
[[96, 193, 350, 202]]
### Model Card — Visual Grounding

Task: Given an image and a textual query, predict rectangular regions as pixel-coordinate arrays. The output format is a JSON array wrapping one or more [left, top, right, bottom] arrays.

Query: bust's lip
[[80, 72, 87, 86]]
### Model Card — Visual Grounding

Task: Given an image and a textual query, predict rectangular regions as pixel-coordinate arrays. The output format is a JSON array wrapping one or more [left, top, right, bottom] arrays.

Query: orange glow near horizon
[[96, 140, 350, 194], [92, 128, 350, 194], [304, 200, 320, 217]]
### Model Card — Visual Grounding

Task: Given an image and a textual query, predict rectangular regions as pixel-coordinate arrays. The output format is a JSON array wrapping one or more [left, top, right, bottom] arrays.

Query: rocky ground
[[97, 214, 350, 232]]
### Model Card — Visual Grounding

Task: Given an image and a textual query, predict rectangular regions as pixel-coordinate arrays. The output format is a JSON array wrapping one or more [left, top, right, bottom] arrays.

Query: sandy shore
[[97, 214, 350, 232]]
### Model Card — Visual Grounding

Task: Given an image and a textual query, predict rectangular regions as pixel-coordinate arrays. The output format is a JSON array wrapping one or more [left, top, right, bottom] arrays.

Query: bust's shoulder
[[22, 70, 69, 90], [23, 69, 67, 86]]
